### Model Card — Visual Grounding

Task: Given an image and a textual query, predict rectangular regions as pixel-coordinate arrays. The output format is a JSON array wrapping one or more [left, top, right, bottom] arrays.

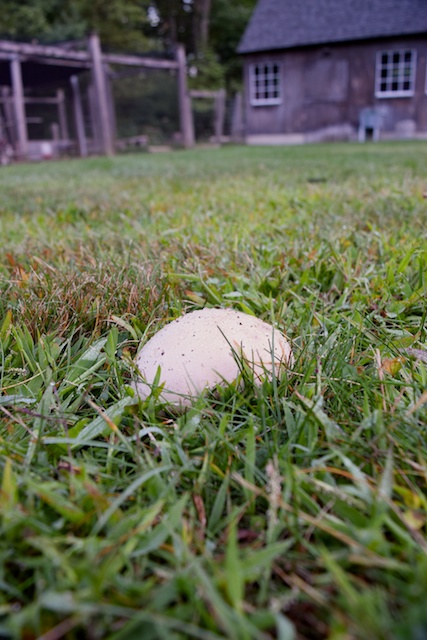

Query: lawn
[[1, 141, 427, 639]]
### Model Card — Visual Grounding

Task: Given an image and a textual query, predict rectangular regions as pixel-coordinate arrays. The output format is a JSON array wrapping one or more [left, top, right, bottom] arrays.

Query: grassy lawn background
[[1, 142, 427, 639]]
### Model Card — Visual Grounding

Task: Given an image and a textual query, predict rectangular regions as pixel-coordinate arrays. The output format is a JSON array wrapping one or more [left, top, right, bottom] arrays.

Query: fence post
[[176, 44, 194, 148], [1, 86, 15, 147], [231, 92, 244, 142], [88, 83, 103, 154], [104, 66, 117, 145], [70, 75, 87, 157], [57, 89, 69, 141], [87, 33, 114, 156], [10, 56, 28, 159], [214, 89, 226, 143]]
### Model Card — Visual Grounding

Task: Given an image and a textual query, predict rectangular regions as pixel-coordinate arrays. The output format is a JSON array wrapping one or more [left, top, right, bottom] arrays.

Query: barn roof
[[238, 0, 427, 54]]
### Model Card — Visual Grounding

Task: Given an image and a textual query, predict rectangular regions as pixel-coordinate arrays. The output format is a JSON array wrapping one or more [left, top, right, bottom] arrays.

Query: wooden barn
[[238, 0, 427, 143]]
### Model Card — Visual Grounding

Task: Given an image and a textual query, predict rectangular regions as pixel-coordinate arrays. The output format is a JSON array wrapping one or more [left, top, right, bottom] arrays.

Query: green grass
[[0, 141, 427, 639]]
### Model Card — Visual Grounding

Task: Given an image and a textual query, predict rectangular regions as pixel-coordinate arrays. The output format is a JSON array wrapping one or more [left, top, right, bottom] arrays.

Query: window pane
[[377, 49, 414, 94], [251, 62, 281, 103]]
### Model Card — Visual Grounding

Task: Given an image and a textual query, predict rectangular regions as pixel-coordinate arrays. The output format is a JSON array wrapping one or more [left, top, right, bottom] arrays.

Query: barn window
[[375, 49, 416, 97], [250, 63, 281, 105]]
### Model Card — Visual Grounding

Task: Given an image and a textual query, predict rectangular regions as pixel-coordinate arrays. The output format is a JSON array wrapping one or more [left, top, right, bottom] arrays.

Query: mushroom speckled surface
[[134, 308, 293, 407]]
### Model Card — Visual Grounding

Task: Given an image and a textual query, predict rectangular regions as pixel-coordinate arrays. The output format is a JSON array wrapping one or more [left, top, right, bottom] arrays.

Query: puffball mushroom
[[134, 308, 293, 407]]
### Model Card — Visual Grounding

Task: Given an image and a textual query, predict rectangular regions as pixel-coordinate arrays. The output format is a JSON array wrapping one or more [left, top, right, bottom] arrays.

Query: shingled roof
[[238, 0, 427, 54]]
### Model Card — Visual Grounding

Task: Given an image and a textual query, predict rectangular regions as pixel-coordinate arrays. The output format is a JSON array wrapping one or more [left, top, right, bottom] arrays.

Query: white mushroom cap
[[134, 308, 293, 407]]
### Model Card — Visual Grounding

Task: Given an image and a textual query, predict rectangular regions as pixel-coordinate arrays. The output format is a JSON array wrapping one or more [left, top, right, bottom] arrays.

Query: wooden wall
[[242, 35, 427, 139]]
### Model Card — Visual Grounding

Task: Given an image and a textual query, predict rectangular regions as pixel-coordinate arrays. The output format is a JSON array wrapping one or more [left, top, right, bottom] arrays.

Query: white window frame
[[375, 49, 416, 98], [249, 62, 282, 106]]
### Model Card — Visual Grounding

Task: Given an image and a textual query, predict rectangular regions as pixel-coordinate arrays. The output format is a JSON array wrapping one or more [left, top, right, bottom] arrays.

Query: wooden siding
[[242, 36, 427, 139]]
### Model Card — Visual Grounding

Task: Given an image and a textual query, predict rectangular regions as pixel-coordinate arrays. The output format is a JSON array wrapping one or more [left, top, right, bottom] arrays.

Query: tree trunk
[[168, 9, 177, 44], [195, 0, 212, 52]]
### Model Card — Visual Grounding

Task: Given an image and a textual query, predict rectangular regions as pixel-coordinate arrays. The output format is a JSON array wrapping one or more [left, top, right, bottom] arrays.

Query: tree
[[210, 0, 256, 90], [145, 0, 192, 52], [0, 0, 86, 42], [148, 0, 256, 89], [74, 0, 151, 52], [0, 0, 151, 51], [0, 0, 256, 88], [194, 0, 211, 52]]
